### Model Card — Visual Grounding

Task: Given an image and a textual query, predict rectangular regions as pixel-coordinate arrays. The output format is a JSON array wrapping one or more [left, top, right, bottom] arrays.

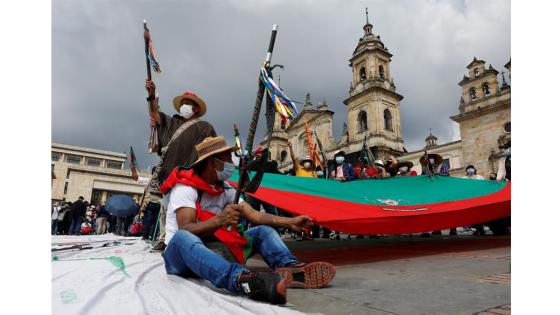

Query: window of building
[[63, 182, 68, 195], [358, 111, 368, 132], [378, 65, 385, 79], [359, 67, 366, 81], [504, 122, 511, 133], [66, 154, 81, 164], [106, 160, 123, 169], [51, 152, 61, 162], [86, 158, 102, 167], [384, 109, 393, 131], [474, 68, 480, 77], [469, 87, 477, 101], [482, 83, 491, 95], [91, 189, 102, 205], [280, 150, 287, 163], [442, 158, 451, 170]]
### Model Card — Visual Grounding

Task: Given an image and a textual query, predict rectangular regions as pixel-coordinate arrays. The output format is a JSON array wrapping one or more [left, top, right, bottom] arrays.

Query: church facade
[[263, 13, 511, 179]]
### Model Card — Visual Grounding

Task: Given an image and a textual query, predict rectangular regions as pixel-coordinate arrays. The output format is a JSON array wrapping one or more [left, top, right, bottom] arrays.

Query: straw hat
[[396, 160, 413, 169], [172, 91, 207, 116], [374, 159, 385, 167], [190, 136, 238, 167], [419, 153, 443, 166]]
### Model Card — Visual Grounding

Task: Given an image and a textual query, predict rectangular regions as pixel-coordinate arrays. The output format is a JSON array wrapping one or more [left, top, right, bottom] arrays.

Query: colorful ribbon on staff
[[147, 38, 161, 73], [260, 67, 298, 125]]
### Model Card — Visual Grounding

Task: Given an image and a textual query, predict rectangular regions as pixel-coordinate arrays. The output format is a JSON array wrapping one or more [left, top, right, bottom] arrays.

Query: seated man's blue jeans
[[163, 225, 298, 294]]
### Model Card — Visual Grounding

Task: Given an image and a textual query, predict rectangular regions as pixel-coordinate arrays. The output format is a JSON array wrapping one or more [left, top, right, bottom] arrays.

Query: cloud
[[52, 0, 510, 169]]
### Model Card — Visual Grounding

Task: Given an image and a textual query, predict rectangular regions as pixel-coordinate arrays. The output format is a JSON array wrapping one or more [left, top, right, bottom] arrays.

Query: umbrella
[[105, 195, 139, 217]]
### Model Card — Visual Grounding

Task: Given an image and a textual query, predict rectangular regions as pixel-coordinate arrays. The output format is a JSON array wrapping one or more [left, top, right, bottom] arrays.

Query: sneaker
[[151, 242, 166, 251], [237, 271, 291, 304], [277, 261, 336, 289]]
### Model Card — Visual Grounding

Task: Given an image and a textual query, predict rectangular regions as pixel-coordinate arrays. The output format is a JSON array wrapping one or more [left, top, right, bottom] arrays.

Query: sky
[[52, 0, 511, 170]]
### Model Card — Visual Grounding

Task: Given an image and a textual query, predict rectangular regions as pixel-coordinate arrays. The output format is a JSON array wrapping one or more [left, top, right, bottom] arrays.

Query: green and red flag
[[130, 146, 139, 170], [228, 172, 510, 235]]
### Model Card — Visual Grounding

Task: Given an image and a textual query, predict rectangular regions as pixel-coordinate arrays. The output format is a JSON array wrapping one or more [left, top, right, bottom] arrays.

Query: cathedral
[[262, 11, 511, 179]]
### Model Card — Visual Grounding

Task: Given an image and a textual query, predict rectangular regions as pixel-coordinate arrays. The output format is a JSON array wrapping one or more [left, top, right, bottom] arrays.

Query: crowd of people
[[51, 197, 159, 239]]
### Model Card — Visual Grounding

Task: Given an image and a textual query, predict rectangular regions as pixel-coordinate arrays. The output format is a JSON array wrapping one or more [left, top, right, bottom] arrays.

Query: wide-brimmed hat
[[334, 150, 345, 157], [419, 153, 443, 166], [190, 136, 238, 167], [173, 91, 207, 117], [396, 160, 414, 170], [253, 145, 267, 156], [498, 140, 511, 149]]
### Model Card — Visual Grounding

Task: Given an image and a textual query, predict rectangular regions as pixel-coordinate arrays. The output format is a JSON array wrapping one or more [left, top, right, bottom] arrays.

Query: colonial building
[[263, 12, 511, 179], [266, 11, 405, 171], [51, 143, 150, 204]]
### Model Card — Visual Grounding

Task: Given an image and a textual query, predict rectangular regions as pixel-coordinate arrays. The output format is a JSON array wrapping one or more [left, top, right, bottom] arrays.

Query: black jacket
[[70, 200, 87, 219]]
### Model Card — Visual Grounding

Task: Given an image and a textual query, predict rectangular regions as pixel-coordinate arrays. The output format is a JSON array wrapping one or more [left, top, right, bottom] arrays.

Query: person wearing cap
[[420, 153, 449, 176], [496, 141, 511, 182], [160, 136, 336, 305], [145, 80, 217, 251], [286, 141, 317, 178], [396, 160, 417, 176], [374, 160, 389, 178], [330, 150, 356, 182]]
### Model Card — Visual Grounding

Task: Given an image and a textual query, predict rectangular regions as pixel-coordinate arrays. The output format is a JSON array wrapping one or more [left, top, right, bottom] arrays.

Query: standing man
[[286, 141, 316, 178], [330, 150, 356, 182], [145, 80, 217, 251], [420, 153, 449, 176], [96, 203, 110, 235], [51, 202, 61, 235], [68, 196, 87, 235], [497, 141, 511, 182]]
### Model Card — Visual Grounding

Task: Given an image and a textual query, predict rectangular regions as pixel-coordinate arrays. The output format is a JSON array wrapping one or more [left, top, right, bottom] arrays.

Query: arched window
[[482, 83, 491, 95], [384, 109, 393, 131], [378, 65, 385, 79], [474, 68, 480, 77], [280, 150, 287, 162], [359, 67, 366, 81], [358, 111, 368, 132], [298, 134, 309, 157], [504, 122, 511, 133], [469, 87, 477, 101]]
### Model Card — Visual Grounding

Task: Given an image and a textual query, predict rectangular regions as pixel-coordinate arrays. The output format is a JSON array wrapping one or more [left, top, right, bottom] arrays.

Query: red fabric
[[161, 168, 224, 196], [195, 203, 249, 264], [228, 181, 511, 234], [161, 167, 249, 264], [81, 226, 93, 234], [130, 223, 143, 234], [355, 165, 379, 179]]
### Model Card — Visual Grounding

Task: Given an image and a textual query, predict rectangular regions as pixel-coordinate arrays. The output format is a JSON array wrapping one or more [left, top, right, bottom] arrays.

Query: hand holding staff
[[143, 20, 161, 153]]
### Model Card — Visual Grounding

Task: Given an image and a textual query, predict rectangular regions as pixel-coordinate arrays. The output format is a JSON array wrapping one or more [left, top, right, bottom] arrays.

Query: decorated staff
[[234, 24, 290, 203], [361, 135, 376, 168], [313, 130, 329, 177], [233, 124, 243, 157], [143, 20, 162, 153], [130, 146, 139, 171]]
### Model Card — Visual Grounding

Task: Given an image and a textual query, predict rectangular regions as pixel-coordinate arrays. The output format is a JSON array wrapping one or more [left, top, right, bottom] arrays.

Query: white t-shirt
[[51, 206, 60, 220], [165, 183, 241, 245]]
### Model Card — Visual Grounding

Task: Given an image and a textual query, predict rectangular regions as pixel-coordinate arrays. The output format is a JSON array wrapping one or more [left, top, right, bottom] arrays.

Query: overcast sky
[[52, 0, 511, 170]]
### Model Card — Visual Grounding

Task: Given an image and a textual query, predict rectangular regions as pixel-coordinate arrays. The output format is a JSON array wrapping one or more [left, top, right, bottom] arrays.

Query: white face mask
[[215, 158, 235, 181], [317, 170, 324, 177], [429, 158, 435, 164], [335, 156, 345, 164], [399, 166, 409, 173], [503, 148, 511, 156], [180, 104, 195, 119], [466, 168, 475, 175]]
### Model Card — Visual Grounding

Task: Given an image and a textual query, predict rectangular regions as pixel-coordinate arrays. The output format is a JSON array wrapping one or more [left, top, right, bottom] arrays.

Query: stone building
[[51, 143, 150, 204], [263, 12, 510, 179]]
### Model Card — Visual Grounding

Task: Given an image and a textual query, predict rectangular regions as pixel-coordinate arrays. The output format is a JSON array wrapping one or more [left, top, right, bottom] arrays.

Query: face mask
[[466, 168, 475, 175], [180, 104, 194, 119], [215, 159, 235, 181], [504, 148, 511, 156], [399, 166, 409, 173], [317, 171, 324, 177], [336, 156, 345, 164], [303, 161, 311, 169], [429, 158, 435, 164]]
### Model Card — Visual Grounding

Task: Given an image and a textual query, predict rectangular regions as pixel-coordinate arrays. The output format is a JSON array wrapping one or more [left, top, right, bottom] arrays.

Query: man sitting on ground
[[160, 136, 336, 305]]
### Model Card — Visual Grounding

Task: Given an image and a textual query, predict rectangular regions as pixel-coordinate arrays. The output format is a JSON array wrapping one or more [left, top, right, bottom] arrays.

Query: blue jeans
[[69, 218, 82, 235], [163, 225, 298, 294]]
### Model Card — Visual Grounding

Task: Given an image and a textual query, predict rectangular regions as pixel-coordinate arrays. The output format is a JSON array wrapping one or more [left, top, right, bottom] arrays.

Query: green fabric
[[230, 171, 507, 206]]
